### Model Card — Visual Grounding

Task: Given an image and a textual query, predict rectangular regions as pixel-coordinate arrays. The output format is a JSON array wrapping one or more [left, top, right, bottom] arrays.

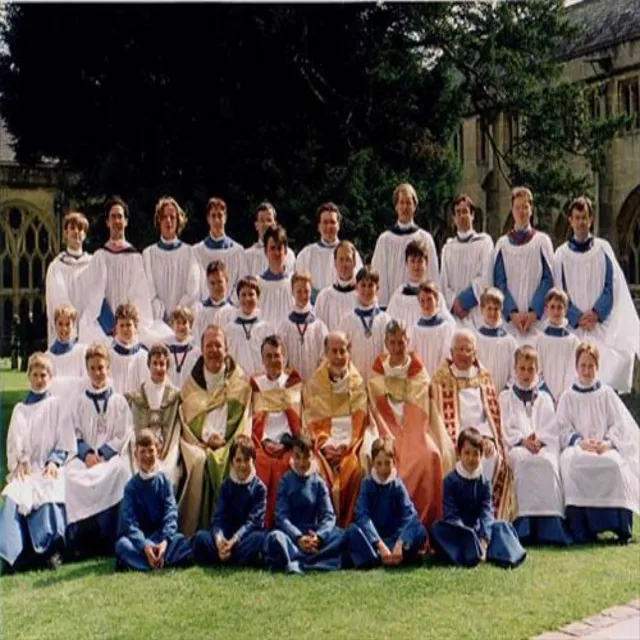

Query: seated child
[[314, 240, 359, 331], [430, 427, 526, 568], [46, 304, 87, 379], [475, 288, 518, 391], [499, 346, 571, 545], [192, 435, 268, 567], [115, 428, 193, 571], [65, 343, 133, 557], [109, 302, 150, 394], [558, 342, 639, 543], [165, 306, 201, 389], [264, 433, 345, 574], [339, 266, 390, 381], [0, 353, 75, 572], [407, 281, 455, 376], [537, 288, 580, 403], [277, 270, 327, 380], [346, 437, 427, 568]]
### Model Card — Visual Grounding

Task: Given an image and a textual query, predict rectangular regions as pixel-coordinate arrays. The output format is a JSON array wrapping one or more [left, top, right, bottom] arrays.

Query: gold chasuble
[[431, 360, 516, 520], [303, 361, 371, 527], [179, 356, 252, 534], [368, 353, 455, 527]]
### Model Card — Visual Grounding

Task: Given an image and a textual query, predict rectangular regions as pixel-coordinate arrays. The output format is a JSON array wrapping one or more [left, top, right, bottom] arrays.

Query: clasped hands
[[322, 444, 346, 466], [509, 311, 537, 334], [579, 438, 610, 455], [144, 540, 168, 569], [206, 433, 226, 450], [14, 461, 60, 479], [215, 533, 237, 562], [377, 540, 404, 566], [297, 532, 320, 554], [521, 433, 543, 455]]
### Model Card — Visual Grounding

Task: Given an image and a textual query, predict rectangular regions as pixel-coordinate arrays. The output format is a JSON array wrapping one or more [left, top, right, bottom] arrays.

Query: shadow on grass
[[31, 557, 114, 588]]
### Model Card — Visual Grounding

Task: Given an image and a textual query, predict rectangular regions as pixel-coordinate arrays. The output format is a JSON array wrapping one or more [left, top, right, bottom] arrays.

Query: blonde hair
[[514, 344, 538, 368], [27, 352, 52, 376], [291, 270, 312, 290], [418, 280, 440, 298], [576, 342, 600, 368], [511, 186, 533, 206], [334, 239, 356, 263], [393, 183, 418, 207], [154, 196, 187, 234], [54, 303, 78, 323], [85, 342, 110, 365], [480, 287, 504, 308], [63, 211, 89, 234], [169, 306, 194, 328], [115, 302, 139, 327]]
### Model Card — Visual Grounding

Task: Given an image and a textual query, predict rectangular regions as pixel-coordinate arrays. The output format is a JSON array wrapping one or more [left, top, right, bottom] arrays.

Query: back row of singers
[[45, 185, 639, 392]]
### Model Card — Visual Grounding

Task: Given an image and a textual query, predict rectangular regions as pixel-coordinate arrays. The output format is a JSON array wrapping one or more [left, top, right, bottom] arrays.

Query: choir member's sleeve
[[6, 405, 26, 471], [47, 397, 74, 467], [442, 475, 464, 526], [118, 481, 152, 552], [529, 240, 555, 319], [142, 247, 165, 321], [425, 232, 441, 286], [498, 391, 522, 449], [536, 393, 559, 450], [233, 482, 267, 543], [274, 475, 304, 541], [477, 478, 495, 543], [556, 394, 581, 449], [353, 480, 380, 545], [592, 253, 614, 323], [603, 387, 640, 459], [159, 476, 179, 540], [314, 477, 337, 542], [493, 248, 518, 319]]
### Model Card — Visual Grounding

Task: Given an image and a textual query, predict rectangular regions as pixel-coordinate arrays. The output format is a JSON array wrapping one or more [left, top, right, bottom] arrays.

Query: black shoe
[[0, 558, 15, 576]]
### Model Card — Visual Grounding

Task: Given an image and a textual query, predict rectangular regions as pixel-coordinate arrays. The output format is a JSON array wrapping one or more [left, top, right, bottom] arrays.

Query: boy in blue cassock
[[191, 435, 267, 567], [115, 428, 193, 571], [264, 432, 345, 574], [346, 436, 427, 568], [430, 427, 526, 568]]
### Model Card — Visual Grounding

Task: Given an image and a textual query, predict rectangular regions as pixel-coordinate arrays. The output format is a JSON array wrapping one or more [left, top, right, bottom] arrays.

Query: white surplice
[[245, 242, 296, 277], [339, 307, 390, 381], [225, 312, 275, 377], [192, 235, 247, 299], [408, 316, 455, 377], [277, 309, 328, 381], [314, 283, 358, 332], [257, 272, 293, 328]]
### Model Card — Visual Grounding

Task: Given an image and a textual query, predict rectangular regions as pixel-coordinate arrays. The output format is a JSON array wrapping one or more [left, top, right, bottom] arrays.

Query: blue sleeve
[[159, 477, 178, 540], [97, 298, 115, 336], [568, 433, 583, 447], [477, 478, 495, 543], [529, 251, 554, 319], [592, 253, 614, 322], [46, 449, 68, 467], [442, 475, 464, 525], [274, 475, 303, 541], [117, 482, 151, 552], [560, 265, 582, 328], [493, 250, 518, 319], [314, 477, 337, 542], [234, 482, 267, 542], [310, 287, 320, 306], [76, 439, 94, 462], [397, 482, 420, 542], [456, 285, 478, 312], [211, 482, 231, 539], [353, 480, 380, 545], [98, 444, 117, 461]]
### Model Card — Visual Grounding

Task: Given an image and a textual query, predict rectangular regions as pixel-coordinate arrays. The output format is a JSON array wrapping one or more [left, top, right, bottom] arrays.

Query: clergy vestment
[[493, 228, 554, 343], [192, 298, 236, 347], [250, 370, 303, 527], [368, 353, 456, 528], [345, 470, 427, 568], [537, 326, 580, 403], [303, 361, 375, 527], [264, 468, 345, 573], [554, 236, 640, 392], [557, 381, 639, 542], [47, 340, 88, 379], [295, 241, 363, 302], [109, 341, 150, 395], [226, 313, 275, 378], [408, 314, 455, 377], [164, 339, 201, 390], [475, 325, 519, 392], [45, 249, 94, 344], [371, 224, 440, 308], [339, 306, 390, 382], [191, 472, 267, 567], [430, 464, 526, 568], [386, 286, 453, 333], [192, 234, 246, 299], [245, 242, 296, 277], [0, 392, 75, 567], [115, 471, 193, 571], [314, 282, 358, 332], [179, 356, 252, 534], [500, 383, 571, 545], [430, 360, 516, 520], [440, 231, 494, 328], [257, 271, 293, 328], [142, 240, 201, 323], [277, 308, 328, 381]]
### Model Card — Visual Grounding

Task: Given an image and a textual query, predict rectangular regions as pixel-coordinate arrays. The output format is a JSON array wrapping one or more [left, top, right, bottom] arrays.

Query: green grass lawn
[[0, 368, 638, 640]]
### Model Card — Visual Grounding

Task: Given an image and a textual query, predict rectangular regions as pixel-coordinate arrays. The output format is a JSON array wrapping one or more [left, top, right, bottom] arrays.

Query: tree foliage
[[0, 1, 627, 252]]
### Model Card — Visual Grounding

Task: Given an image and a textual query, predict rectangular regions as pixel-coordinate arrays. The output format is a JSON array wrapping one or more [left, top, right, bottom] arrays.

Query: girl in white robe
[[0, 355, 75, 570], [557, 343, 639, 543], [499, 346, 571, 545]]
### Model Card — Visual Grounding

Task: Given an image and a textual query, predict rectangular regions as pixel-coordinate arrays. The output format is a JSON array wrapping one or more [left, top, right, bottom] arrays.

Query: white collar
[[29, 383, 50, 394], [396, 220, 415, 230], [293, 303, 312, 314], [289, 457, 318, 477], [335, 277, 355, 288], [160, 236, 179, 245], [139, 464, 161, 481], [87, 382, 111, 394], [237, 310, 259, 321], [371, 468, 397, 485], [546, 318, 569, 329], [383, 356, 411, 378], [108, 238, 128, 248], [575, 378, 599, 390], [66, 246, 83, 257], [451, 364, 479, 379], [514, 376, 539, 391], [229, 466, 256, 485], [209, 232, 226, 241], [456, 461, 483, 480], [204, 364, 226, 390], [329, 371, 349, 392], [456, 229, 474, 240]]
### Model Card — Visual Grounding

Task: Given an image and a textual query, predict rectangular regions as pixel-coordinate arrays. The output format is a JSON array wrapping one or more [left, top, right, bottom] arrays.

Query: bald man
[[430, 330, 515, 520], [303, 332, 376, 527]]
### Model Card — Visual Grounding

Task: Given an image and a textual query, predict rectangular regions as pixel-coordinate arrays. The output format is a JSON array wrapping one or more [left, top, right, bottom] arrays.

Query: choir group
[[2, 184, 639, 575]]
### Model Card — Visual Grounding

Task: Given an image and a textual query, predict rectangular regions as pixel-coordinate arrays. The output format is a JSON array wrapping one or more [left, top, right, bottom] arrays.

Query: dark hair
[[147, 343, 170, 367], [291, 432, 313, 456], [263, 225, 288, 253], [236, 275, 261, 298], [405, 239, 429, 262], [567, 196, 594, 219], [333, 239, 356, 262], [255, 201, 276, 219], [371, 436, 395, 461], [136, 428, 157, 448], [456, 427, 483, 453], [261, 334, 284, 354], [206, 259, 228, 277], [105, 195, 129, 219], [206, 197, 227, 215], [315, 202, 341, 225], [356, 265, 380, 285], [453, 193, 475, 215], [230, 434, 256, 461]]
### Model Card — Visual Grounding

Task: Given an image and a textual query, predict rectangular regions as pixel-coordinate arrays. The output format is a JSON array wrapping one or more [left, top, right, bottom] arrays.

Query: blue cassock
[[264, 470, 345, 574], [430, 468, 526, 568], [346, 475, 427, 568], [192, 475, 267, 567], [115, 472, 193, 571]]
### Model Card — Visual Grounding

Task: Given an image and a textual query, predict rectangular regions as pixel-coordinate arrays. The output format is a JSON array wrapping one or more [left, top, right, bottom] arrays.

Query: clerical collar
[[139, 464, 161, 481], [544, 324, 570, 337], [478, 325, 506, 337], [402, 282, 420, 296], [65, 247, 84, 258], [383, 356, 411, 378], [418, 314, 444, 327], [235, 311, 259, 324], [168, 341, 193, 354], [455, 461, 483, 480], [25, 388, 50, 405], [87, 383, 110, 395], [289, 458, 318, 477], [112, 340, 142, 356], [508, 226, 535, 246], [354, 305, 380, 318], [371, 468, 398, 486], [451, 364, 478, 379], [317, 238, 339, 249], [329, 371, 349, 390], [204, 364, 226, 391], [568, 235, 594, 253], [229, 466, 256, 486], [104, 239, 137, 253], [511, 380, 538, 404], [146, 379, 166, 391], [391, 221, 419, 235], [203, 297, 229, 308], [456, 230, 475, 242], [333, 279, 356, 293], [289, 309, 315, 324], [261, 269, 287, 281], [50, 339, 75, 355], [294, 303, 312, 314], [572, 380, 601, 393], [204, 235, 232, 250], [157, 238, 182, 251]]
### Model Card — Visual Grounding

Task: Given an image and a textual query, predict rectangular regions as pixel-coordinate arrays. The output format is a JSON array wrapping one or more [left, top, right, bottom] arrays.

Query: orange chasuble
[[368, 352, 455, 528], [303, 361, 370, 528], [250, 369, 303, 527], [430, 359, 517, 520]]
